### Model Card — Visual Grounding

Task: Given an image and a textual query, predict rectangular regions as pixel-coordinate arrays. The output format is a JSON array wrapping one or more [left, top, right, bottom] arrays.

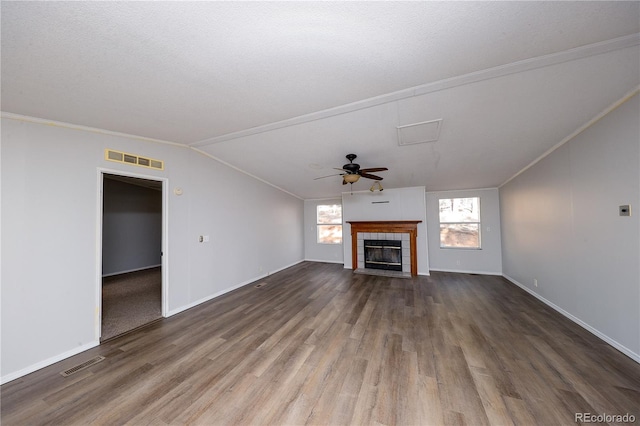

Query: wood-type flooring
[[2, 262, 639, 425]]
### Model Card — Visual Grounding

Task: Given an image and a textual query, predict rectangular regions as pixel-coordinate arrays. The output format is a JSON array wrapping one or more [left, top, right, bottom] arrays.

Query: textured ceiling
[[2, 1, 639, 198]]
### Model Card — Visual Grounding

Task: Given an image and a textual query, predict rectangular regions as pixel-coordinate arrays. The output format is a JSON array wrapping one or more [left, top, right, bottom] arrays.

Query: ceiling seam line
[[190, 33, 640, 148]]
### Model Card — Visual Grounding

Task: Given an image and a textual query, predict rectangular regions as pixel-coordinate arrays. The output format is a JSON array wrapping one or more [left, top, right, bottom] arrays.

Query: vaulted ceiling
[[2, 1, 639, 199]]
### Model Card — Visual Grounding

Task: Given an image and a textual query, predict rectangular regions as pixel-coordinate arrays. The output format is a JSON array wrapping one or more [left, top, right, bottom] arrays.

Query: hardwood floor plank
[[373, 333, 404, 425], [416, 374, 446, 425], [435, 343, 491, 426], [469, 366, 515, 426], [305, 336, 361, 424], [243, 344, 316, 425], [503, 395, 538, 425], [324, 357, 368, 426], [525, 334, 639, 419], [44, 362, 156, 425], [509, 356, 576, 425], [2, 263, 639, 425]]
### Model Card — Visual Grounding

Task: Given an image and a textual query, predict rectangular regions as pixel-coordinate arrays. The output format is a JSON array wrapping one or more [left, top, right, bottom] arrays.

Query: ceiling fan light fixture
[[343, 174, 360, 183], [370, 181, 383, 192]]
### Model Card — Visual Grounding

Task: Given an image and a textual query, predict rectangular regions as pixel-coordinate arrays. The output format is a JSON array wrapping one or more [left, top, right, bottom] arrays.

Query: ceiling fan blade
[[313, 173, 344, 180], [334, 168, 349, 172], [359, 167, 388, 173], [360, 172, 383, 180]]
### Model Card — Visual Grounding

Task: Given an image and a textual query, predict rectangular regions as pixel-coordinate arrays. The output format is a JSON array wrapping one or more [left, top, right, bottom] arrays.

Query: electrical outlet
[[534, 278, 538, 287]]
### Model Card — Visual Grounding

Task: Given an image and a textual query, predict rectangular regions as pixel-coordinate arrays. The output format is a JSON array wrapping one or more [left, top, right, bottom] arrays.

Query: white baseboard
[[270, 259, 305, 274], [304, 258, 344, 264], [1, 340, 99, 385], [102, 264, 161, 278], [12, 262, 633, 385], [503, 274, 640, 364], [430, 268, 502, 276], [2, 261, 307, 384], [167, 260, 304, 317], [167, 282, 251, 317]]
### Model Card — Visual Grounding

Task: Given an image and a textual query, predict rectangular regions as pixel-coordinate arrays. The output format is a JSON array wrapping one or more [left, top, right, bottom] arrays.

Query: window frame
[[316, 204, 343, 244], [438, 197, 481, 250]]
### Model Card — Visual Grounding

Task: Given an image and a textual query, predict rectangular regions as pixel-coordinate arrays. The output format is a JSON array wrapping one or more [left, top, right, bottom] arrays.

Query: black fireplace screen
[[364, 239, 402, 271]]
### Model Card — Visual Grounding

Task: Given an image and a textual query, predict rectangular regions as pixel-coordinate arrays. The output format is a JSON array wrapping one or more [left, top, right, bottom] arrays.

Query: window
[[317, 204, 342, 244], [439, 197, 480, 249]]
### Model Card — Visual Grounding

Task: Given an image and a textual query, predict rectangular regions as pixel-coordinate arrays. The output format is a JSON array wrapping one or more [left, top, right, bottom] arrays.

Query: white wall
[[0, 116, 304, 383], [342, 187, 429, 275], [426, 188, 502, 275], [304, 199, 344, 264], [500, 92, 640, 361]]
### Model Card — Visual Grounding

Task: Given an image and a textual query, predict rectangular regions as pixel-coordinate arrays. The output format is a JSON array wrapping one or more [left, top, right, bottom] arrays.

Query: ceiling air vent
[[397, 119, 443, 146], [105, 149, 164, 170]]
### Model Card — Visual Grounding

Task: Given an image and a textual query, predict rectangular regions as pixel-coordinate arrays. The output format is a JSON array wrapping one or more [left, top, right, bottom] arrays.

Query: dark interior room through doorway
[[101, 174, 163, 341]]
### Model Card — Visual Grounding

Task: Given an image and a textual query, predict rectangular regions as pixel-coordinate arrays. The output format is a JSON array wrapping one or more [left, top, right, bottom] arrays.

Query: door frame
[[95, 167, 169, 340]]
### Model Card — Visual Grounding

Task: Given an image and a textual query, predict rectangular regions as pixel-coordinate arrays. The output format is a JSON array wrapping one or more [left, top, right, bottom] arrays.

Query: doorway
[[98, 171, 167, 341]]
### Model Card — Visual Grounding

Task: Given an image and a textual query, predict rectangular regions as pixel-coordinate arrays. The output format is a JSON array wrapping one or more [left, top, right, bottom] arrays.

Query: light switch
[[203, 235, 210, 242], [619, 205, 631, 216]]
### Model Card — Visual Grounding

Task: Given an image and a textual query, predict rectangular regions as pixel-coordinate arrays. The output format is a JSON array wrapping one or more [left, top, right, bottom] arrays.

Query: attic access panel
[[397, 119, 443, 146]]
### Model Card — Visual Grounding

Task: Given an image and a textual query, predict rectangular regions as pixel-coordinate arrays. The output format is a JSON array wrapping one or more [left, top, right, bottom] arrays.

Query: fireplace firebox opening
[[364, 239, 402, 271]]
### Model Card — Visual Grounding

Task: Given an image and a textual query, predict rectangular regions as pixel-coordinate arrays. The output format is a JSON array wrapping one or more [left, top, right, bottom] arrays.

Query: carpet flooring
[[101, 267, 161, 341]]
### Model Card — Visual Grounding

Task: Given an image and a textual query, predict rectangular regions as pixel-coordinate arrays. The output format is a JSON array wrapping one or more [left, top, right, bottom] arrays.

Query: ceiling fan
[[314, 154, 388, 186]]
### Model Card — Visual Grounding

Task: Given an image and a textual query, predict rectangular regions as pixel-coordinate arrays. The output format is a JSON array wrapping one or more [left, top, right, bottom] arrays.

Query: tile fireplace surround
[[347, 221, 421, 276]]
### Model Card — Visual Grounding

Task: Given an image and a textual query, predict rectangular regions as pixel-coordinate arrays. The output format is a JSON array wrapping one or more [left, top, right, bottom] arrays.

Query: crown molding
[[500, 85, 640, 188], [190, 33, 640, 148], [0, 112, 186, 148], [426, 187, 499, 194], [190, 147, 303, 200]]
